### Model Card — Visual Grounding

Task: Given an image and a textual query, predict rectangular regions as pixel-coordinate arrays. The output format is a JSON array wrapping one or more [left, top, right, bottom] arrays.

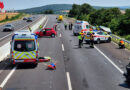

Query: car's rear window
[[45, 29, 52, 31], [87, 32, 95, 35], [5, 25, 11, 27], [14, 40, 35, 52]]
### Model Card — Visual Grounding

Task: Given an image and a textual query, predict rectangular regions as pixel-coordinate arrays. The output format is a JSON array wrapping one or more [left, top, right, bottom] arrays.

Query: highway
[[0, 15, 42, 46], [0, 15, 130, 90]]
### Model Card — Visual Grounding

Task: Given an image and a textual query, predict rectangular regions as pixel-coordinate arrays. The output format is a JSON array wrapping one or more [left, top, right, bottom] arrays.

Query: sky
[[0, 0, 130, 10]]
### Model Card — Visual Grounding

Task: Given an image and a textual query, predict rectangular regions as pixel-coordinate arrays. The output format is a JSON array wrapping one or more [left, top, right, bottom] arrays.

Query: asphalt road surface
[[0, 15, 130, 90], [0, 15, 41, 41]]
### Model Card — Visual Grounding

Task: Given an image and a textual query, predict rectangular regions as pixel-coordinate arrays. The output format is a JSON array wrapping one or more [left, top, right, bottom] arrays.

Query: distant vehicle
[[3, 24, 14, 32], [35, 28, 57, 38], [73, 21, 90, 36], [84, 31, 111, 44], [58, 15, 63, 22], [10, 30, 39, 66], [26, 18, 32, 22], [23, 17, 27, 20], [99, 26, 112, 34]]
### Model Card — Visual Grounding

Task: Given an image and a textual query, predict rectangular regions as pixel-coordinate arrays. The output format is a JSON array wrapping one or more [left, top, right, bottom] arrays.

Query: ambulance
[[10, 30, 39, 66], [73, 21, 90, 36]]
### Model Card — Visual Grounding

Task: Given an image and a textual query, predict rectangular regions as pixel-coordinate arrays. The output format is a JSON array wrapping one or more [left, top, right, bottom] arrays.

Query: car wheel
[[96, 39, 100, 44], [107, 37, 111, 43], [85, 40, 89, 44], [73, 32, 76, 36], [51, 34, 55, 38]]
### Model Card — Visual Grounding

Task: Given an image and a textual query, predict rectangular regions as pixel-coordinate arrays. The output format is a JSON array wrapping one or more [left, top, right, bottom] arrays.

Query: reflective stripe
[[13, 51, 36, 59]]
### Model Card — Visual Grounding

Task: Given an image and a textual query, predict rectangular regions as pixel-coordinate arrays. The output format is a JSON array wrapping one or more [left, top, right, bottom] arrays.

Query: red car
[[35, 28, 57, 38]]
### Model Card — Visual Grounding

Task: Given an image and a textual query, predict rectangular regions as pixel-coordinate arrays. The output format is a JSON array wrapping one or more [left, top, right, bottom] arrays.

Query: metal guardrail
[[111, 34, 130, 45]]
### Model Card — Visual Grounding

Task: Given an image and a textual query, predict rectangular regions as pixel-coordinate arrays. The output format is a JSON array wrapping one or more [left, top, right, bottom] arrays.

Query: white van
[[10, 30, 39, 66], [73, 21, 90, 36]]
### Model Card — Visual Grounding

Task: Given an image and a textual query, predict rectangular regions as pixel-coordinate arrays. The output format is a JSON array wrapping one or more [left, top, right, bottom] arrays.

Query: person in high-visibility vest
[[78, 32, 85, 48], [39, 25, 43, 30], [119, 39, 125, 49], [64, 23, 67, 30], [90, 31, 94, 48]]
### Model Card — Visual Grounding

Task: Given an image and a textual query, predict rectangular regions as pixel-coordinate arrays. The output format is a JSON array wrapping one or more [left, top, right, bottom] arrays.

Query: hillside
[[17, 4, 130, 14], [18, 4, 72, 14]]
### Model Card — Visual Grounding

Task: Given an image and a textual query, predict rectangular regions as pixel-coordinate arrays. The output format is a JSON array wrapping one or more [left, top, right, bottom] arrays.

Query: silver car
[[3, 24, 14, 32]]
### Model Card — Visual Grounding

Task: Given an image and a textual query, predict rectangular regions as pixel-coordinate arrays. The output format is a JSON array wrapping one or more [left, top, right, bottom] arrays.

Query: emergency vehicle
[[73, 21, 90, 36], [85, 31, 111, 44], [10, 30, 39, 66], [58, 15, 63, 22]]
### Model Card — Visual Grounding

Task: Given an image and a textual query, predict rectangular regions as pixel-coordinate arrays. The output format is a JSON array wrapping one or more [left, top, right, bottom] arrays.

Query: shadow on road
[[119, 82, 130, 89], [16, 64, 37, 69]]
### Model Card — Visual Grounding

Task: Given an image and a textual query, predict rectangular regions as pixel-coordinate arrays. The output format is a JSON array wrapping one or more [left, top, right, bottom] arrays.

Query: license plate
[[15, 60, 24, 62]]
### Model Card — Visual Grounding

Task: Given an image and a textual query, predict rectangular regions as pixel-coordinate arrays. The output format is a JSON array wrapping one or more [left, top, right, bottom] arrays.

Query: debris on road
[[39, 56, 51, 62], [47, 63, 56, 70]]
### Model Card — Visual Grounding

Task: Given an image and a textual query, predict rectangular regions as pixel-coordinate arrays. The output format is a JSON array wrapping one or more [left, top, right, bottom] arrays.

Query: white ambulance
[[73, 21, 90, 36], [10, 30, 39, 66]]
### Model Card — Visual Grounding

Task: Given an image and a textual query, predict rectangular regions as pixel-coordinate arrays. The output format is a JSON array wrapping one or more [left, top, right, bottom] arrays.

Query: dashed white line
[[0, 66, 17, 88], [94, 46, 124, 74], [66, 72, 72, 90], [62, 44, 65, 51], [59, 33, 62, 37]]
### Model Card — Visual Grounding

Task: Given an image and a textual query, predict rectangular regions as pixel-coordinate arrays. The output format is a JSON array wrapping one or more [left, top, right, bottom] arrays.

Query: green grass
[[112, 37, 130, 50], [0, 13, 30, 23]]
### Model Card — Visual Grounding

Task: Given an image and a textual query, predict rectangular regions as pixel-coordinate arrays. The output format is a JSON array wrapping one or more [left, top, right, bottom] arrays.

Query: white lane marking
[[62, 44, 65, 51], [0, 16, 42, 41], [94, 46, 124, 74], [66, 72, 72, 90], [59, 33, 62, 37], [0, 66, 17, 88], [42, 17, 48, 28]]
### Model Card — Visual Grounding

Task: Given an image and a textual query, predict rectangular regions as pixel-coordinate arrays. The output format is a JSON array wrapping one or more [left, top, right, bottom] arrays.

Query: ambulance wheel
[[33, 63, 38, 67], [85, 41, 89, 44], [107, 38, 111, 43], [51, 34, 55, 38], [10, 62, 16, 67]]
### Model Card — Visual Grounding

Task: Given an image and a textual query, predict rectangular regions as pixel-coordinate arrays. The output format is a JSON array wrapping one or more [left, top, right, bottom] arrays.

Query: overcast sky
[[1, 0, 130, 10]]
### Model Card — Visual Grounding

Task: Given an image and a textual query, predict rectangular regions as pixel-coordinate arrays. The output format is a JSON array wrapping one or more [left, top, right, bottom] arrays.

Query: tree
[[68, 4, 80, 17], [80, 3, 95, 15], [44, 10, 54, 14]]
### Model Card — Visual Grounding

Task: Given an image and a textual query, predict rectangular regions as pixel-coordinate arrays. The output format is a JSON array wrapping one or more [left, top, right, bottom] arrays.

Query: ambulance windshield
[[14, 40, 35, 51]]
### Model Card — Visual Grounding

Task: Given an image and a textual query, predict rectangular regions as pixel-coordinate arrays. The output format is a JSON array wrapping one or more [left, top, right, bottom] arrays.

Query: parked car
[[26, 18, 32, 22], [84, 31, 111, 44], [23, 17, 27, 20], [3, 24, 14, 32], [35, 28, 57, 38]]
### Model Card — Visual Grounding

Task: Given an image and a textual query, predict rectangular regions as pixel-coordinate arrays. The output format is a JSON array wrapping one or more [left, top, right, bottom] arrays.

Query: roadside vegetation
[[40, 9, 54, 14], [0, 13, 30, 24], [68, 3, 130, 41]]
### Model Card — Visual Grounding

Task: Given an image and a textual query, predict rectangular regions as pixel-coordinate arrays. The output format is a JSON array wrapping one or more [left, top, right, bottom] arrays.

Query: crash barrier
[[111, 34, 130, 49], [0, 16, 47, 62]]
